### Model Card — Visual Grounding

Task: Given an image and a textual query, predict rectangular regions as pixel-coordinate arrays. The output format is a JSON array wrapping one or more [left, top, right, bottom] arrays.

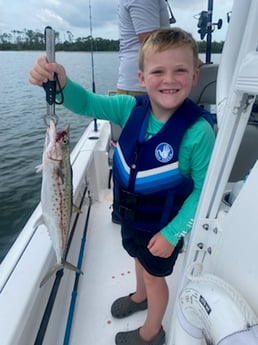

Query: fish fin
[[33, 215, 45, 230], [35, 164, 43, 173], [40, 264, 64, 287], [72, 204, 82, 213], [63, 260, 83, 275], [40, 261, 83, 288]]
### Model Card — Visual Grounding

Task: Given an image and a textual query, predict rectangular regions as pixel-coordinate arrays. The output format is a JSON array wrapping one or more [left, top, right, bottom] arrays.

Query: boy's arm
[[161, 118, 215, 246], [29, 56, 135, 125], [57, 78, 136, 126]]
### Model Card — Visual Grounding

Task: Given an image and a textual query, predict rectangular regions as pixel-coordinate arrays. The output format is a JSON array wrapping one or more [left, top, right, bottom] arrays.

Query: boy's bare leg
[[131, 258, 147, 303], [140, 270, 168, 341]]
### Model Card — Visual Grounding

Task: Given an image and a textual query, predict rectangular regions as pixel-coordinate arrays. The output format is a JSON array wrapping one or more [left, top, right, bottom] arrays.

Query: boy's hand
[[147, 232, 175, 258], [29, 56, 67, 90]]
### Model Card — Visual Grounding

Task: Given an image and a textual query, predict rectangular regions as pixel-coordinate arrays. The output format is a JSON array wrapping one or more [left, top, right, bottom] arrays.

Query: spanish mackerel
[[36, 119, 82, 286]]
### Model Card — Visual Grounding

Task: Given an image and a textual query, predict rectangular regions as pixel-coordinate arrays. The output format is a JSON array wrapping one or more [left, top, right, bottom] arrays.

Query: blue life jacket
[[113, 95, 213, 232]]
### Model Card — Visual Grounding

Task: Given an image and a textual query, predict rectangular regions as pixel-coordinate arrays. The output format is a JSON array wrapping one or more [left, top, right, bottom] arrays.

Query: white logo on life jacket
[[155, 143, 174, 163]]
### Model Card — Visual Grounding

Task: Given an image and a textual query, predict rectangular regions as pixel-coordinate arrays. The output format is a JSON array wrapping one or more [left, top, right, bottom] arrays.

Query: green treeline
[[0, 29, 119, 51], [0, 29, 224, 53]]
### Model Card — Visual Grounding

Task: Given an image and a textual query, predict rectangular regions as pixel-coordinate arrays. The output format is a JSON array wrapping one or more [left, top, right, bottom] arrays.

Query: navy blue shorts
[[121, 223, 184, 277]]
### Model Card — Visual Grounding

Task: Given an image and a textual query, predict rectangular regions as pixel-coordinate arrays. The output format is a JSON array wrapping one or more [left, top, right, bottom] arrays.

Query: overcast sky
[[1, 0, 233, 42]]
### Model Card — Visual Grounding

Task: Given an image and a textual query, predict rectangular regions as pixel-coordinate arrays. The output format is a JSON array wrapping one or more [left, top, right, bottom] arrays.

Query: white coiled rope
[[174, 273, 258, 345]]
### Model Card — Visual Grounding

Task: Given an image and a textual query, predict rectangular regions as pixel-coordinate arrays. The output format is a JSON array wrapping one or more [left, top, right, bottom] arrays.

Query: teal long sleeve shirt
[[58, 78, 215, 246]]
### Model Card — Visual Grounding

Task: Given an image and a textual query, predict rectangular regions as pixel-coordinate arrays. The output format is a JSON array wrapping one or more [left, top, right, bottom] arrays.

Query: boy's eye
[[152, 70, 163, 75], [176, 68, 187, 73]]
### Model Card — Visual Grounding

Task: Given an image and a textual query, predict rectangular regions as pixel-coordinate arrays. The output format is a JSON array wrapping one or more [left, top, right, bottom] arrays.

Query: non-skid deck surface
[[69, 189, 185, 345]]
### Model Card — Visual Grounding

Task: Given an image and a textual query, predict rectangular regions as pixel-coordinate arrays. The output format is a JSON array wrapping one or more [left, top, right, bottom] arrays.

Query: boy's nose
[[163, 71, 174, 83]]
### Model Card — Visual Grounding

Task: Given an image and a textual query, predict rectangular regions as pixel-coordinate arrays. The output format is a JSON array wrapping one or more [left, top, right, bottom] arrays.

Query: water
[[0, 51, 220, 262], [0, 51, 119, 262]]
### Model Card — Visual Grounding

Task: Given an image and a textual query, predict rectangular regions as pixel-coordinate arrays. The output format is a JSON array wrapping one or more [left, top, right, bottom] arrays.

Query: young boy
[[29, 28, 215, 345]]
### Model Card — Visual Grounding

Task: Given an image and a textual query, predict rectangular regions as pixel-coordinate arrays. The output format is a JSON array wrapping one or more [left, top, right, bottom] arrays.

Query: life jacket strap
[[120, 189, 165, 207], [119, 205, 168, 223]]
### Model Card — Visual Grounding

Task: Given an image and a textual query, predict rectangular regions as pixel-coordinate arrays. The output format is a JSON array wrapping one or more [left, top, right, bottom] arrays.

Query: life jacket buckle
[[120, 189, 139, 206], [119, 205, 136, 221]]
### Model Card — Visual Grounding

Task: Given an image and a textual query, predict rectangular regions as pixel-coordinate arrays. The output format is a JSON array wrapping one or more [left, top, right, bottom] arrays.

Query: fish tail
[[40, 264, 63, 287], [40, 261, 83, 287], [63, 260, 83, 275]]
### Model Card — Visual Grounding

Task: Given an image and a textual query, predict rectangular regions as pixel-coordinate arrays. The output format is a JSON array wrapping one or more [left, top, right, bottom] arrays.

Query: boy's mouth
[[160, 89, 179, 94]]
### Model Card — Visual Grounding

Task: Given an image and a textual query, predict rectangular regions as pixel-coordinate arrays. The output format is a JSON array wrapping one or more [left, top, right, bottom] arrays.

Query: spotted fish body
[[36, 120, 81, 286]]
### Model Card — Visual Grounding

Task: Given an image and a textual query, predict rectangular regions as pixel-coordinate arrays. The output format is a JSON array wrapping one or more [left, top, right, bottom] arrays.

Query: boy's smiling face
[[138, 45, 199, 122]]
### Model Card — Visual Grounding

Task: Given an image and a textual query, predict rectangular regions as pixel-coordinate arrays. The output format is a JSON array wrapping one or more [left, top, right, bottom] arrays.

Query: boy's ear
[[192, 68, 200, 87], [138, 70, 146, 87]]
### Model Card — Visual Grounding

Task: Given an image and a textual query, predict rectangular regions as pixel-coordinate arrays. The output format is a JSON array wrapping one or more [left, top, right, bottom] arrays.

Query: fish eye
[[57, 131, 69, 145], [62, 136, 69, 145]]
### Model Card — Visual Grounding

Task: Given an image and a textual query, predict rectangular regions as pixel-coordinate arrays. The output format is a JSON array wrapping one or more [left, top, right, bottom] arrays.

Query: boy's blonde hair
[[139, 27, 199, 71]]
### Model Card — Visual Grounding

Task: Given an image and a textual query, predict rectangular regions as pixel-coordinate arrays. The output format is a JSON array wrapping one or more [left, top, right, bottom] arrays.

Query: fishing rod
[[89, 0, 95, 94], [63, 192, 92, 345], [89, 0, 98, 132], [165, 0, 176, 24]]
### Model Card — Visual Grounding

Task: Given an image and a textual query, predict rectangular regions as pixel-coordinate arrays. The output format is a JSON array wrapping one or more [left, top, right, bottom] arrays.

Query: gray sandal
[[115, 327, 165, 345], [111, 293, 147, 318]]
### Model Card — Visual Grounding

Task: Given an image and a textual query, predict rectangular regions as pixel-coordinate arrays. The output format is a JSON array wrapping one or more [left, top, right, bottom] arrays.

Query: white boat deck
[[63, 188, 185, 345]]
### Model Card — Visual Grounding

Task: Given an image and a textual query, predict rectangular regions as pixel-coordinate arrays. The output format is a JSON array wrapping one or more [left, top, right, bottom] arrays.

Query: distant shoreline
[[0, 42, 223, 53], [0, 29, 224, 53]]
